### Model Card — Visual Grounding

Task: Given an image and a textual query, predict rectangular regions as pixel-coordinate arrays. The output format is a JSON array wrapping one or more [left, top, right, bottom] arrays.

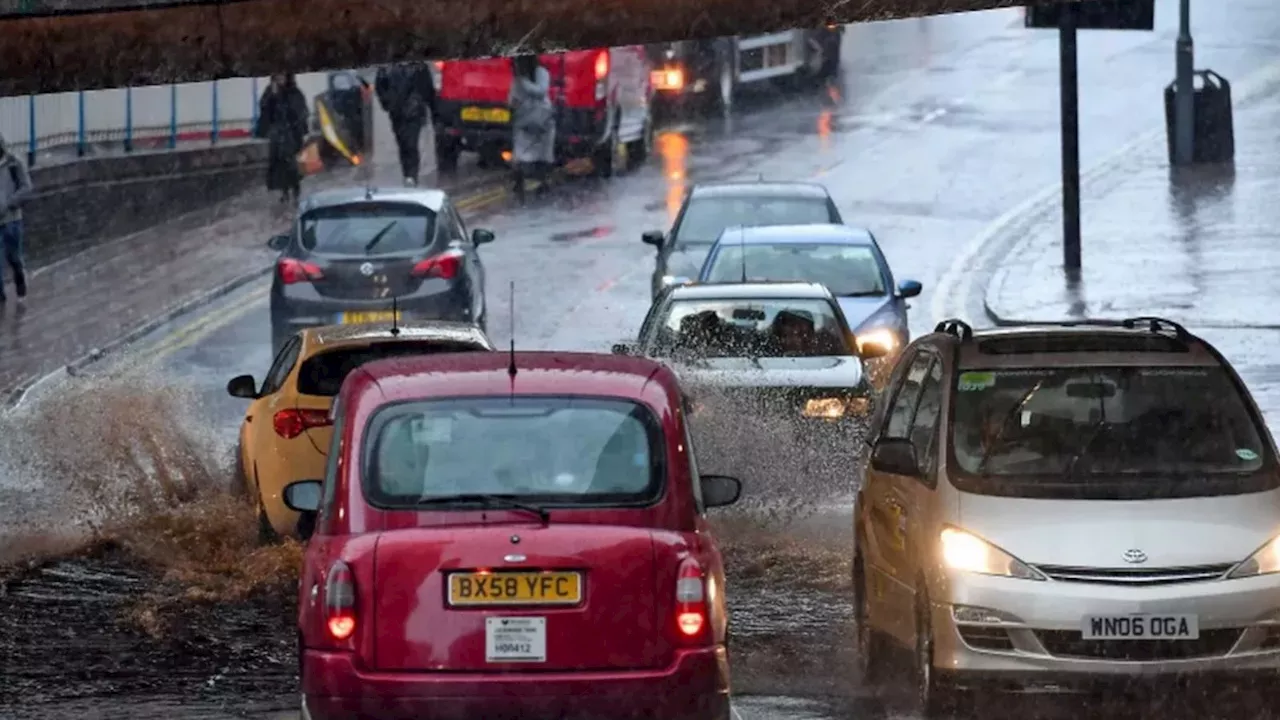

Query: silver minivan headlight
[[940, 527, 1046, 581], [1227, 536, 1280, 579]]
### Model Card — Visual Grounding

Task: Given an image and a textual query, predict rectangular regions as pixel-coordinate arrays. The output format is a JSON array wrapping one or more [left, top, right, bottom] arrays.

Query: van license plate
[[1081, 614, 1199, 640], [486, 616, 546, 662], [461, 106, 511, 123], [339, 311, 400, 324], [449, 570, 582, 606]]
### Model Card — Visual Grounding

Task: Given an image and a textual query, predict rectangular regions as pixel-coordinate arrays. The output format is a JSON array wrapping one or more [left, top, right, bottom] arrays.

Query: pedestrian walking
[[0, 133, 33, 304], [256, 74, 309, 204], [508, 54, 556, 204], [375, 62, 436, 186]]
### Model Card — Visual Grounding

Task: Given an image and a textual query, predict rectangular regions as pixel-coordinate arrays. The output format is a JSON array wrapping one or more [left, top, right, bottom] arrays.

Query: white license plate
[[1081, 614, 1199, 640], [485, 616, 547, 662]]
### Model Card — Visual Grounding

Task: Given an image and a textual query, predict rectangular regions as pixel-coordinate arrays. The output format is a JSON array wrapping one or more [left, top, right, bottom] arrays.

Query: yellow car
[[225, 321, 495, 542]]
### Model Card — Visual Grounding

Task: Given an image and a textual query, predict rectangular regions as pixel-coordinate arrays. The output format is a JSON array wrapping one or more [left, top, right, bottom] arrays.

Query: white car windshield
[[951, 366, 1268, 493], [703, 243, 886, 296]]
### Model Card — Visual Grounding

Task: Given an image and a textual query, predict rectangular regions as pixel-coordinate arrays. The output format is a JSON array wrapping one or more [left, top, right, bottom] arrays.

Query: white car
[[853, 317, 1280, 716]]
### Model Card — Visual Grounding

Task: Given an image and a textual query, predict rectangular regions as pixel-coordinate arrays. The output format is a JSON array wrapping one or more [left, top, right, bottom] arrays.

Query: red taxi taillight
[[273, 408, 332, 439], [326, 560, 357, 641], [278, 258, 323, 285], [411, 250, 463, 280], [674, 557, 709, 644]]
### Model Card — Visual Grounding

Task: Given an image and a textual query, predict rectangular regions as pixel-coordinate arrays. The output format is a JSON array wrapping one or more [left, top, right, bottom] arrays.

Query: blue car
[[695, 224, 922, 357]]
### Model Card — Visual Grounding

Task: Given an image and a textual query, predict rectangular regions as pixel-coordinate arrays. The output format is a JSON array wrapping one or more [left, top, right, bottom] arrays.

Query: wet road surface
[[9, 1, 1280, 717]]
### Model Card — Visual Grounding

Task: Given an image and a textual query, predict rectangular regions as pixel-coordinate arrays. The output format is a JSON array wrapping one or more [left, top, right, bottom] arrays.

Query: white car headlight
[[802, 396, 871, 419], [856, 327, 899, 356], [940, 527, 1045, 581], [1227, 536, 1280, 579]]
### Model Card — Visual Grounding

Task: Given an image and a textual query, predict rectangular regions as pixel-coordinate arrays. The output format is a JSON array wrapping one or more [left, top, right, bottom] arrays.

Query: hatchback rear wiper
[[364, 221, 400, 254], [416, 493, 550, 523]]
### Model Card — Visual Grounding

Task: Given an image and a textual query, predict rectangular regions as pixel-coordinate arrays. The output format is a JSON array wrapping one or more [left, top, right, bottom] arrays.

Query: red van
[[283, 350, 742, 720], [433, 48, 655, 177]]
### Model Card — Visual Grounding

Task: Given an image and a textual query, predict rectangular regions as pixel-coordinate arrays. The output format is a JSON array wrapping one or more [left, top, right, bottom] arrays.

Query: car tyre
[[853, 555, 887, 690], [258, 501, 281, 546], [230, 440, 250, 498], [625, 117, 654, 170], [435, 134, 461, 173], [915, 587, 967, 718]]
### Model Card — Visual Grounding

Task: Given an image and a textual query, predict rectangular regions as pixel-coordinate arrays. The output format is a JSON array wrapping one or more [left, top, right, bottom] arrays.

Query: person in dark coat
[[256, 74, 309, 203], [375, 63, 436, 186]]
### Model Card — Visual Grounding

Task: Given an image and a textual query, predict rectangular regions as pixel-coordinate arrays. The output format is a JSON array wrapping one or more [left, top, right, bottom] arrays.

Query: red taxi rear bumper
[[302, 645, 730, 720]]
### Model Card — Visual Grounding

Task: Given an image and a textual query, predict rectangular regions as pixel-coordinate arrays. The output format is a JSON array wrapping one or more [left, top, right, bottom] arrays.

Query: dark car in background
[[267, 186, 495, 353], [613, 281, 885, 497], [641, 181, 843, 299], [697, 224, 922, 361]]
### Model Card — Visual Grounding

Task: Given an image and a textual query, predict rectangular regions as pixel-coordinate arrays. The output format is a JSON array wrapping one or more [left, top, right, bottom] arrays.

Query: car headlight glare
[[1227, 535, 1280, 579], [661, 274, 692, 287], [803, 397, 846, 418], [856, 328, 898, 355], [939, 527, 1045, 581]]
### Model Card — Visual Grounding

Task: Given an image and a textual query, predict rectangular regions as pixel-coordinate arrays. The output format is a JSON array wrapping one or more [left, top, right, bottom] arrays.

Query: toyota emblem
[[1122, 549, 1148, 564], [359, 262, 375, 276]]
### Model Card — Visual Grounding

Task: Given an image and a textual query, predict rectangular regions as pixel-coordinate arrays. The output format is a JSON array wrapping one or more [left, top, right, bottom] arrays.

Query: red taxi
[[283, 351, 741, 720], [432, 48, 655, 177]]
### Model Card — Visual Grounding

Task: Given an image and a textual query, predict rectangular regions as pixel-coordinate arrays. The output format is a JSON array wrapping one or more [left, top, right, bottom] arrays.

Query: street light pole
[[1173, 0, 1194, 165], [1059, 2, 1081, 276]]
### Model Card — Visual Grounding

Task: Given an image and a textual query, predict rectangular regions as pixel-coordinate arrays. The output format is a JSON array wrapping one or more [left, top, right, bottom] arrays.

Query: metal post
[[169, 84, 178, 149], [1173, 0, 1195, 165], [211, 79, 220, 144], [26, 95, 36, 167], [76, 91, 86, 157], [1059, 2, 1081, 275], [124, 86, 133, 153]]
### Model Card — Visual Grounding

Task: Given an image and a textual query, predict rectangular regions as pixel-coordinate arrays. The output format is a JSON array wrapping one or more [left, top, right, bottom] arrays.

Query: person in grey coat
[[508, 54, 556, 203], [0, 133, 34, 303]]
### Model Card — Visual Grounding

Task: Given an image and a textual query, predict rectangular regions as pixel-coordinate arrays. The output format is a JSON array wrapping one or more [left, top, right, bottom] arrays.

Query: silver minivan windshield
[[950, 366, 1270, 495]]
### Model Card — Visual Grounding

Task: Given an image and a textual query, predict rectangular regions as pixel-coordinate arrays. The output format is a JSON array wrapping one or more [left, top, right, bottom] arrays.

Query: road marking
[[731, 703, 749, 720], [930, 56, 1280, 326]]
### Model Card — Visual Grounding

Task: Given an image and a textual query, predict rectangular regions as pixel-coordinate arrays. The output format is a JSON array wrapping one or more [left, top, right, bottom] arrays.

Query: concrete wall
[[21, 140, 267, 268]]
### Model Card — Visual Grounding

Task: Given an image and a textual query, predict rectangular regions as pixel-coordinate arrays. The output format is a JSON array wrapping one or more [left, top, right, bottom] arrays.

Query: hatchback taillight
[[278, 258, 323, 285], [674, 557, 709, 645], [273, 408, 332, 439], [325, 560, 357, 641], [411, 250, 463, 280]]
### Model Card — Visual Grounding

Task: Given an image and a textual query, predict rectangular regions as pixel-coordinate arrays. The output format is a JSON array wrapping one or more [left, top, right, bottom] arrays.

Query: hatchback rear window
[[674, 196, 836, 246], [299, 202, 436, 256], [297, 341, 485, 397], [364, 396, 663, 508], [949, 366, 1274, 500]]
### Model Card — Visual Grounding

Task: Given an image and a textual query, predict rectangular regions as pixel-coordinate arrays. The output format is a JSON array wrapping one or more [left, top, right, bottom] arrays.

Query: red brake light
[[674, 557, 708, 644], [594, 50, 610, 80], [411, 250, 463, 280], [325, 560, 357, 641], [273, 408, 332, 439], [278, 258, 323, 285]]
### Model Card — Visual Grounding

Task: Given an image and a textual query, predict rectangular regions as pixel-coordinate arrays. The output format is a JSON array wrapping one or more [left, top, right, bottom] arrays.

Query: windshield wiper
[[1063, 374, 1110, 478], [363, 221, 400, 254], [975, 375, 1054, 475], [416, 493, 550, 523]]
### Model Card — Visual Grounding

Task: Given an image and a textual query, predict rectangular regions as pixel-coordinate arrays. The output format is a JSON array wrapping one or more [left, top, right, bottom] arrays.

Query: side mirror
[[472, 228, 496, 245], [611, 342, 635, 355], [283, 479, 323, 513], [641, 230, 664, 248], [701, 474, 742, 509], [267, 233, 290, 251], [870, 437, 920, 477], [897, 279, 923, 298], [226, 374, 259, 399]]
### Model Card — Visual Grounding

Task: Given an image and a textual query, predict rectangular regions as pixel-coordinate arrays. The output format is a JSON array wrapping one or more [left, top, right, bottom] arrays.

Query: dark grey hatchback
[[267, 186, 495, 353]]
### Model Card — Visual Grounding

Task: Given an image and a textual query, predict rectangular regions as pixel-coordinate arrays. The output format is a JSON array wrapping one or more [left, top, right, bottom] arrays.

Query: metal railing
[[0, 72, 331, 167]]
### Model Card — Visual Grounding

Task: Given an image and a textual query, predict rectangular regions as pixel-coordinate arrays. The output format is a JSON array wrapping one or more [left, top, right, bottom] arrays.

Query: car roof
[[715, 224, 874, 245], [931, 319, 1227, 369], [667, 280, 836, 301], [300, 186, 448, 213], [688, 181, 832, 200], [351, 351, 678, 403], [298, 321, 494, 355]]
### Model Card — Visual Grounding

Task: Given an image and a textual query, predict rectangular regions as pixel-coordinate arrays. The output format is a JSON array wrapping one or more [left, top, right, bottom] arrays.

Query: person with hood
[[256, 74, 309, 204], [508, 54, 556, 203], [0, 133, 33, 304], [375, 62, 436, 186]]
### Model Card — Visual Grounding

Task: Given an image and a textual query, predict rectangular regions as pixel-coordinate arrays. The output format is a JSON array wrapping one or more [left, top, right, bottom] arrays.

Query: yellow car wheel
[[257, 501, 281, 546]]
